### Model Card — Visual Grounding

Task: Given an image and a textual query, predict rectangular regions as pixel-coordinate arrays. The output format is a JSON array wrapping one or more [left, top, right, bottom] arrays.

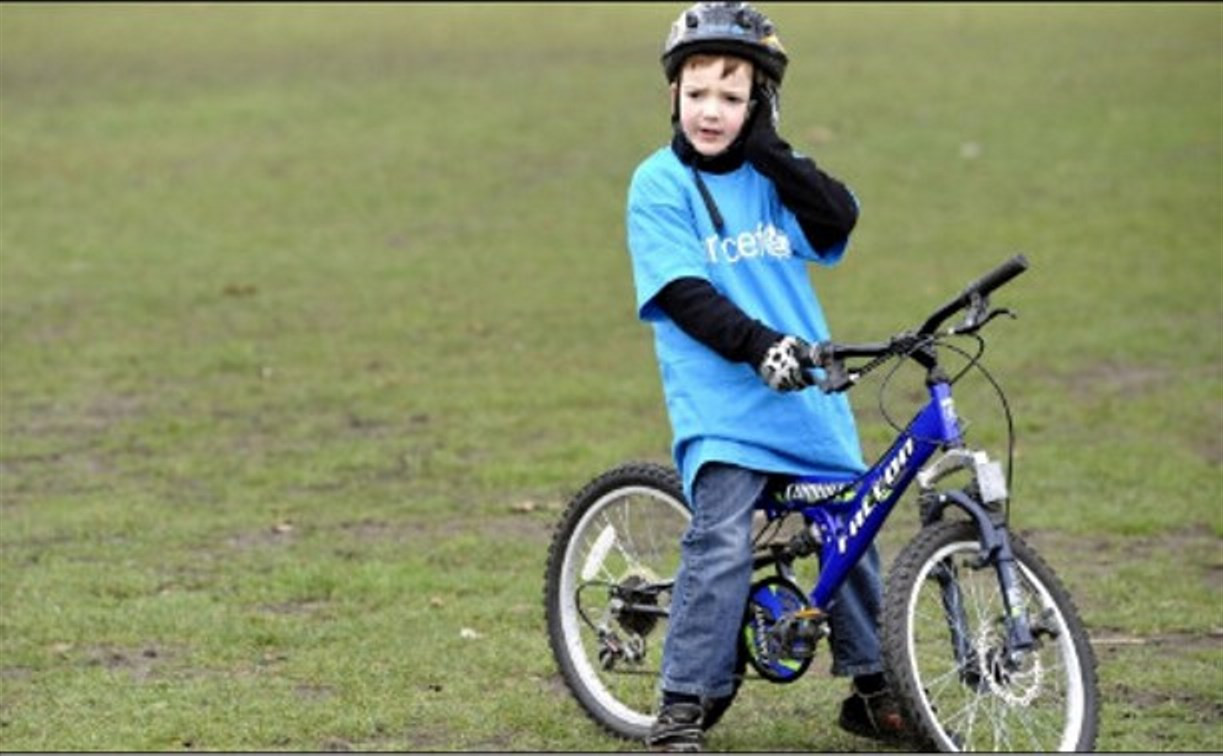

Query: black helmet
[[661, 2, 788, 85]]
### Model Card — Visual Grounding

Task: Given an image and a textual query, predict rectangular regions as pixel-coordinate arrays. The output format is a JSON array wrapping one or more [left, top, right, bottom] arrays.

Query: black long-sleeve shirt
[[659, 117, 857, 366]]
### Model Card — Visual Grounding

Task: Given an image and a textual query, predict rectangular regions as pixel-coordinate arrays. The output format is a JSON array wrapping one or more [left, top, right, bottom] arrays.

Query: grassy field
[[1, 2, 1220, 751]]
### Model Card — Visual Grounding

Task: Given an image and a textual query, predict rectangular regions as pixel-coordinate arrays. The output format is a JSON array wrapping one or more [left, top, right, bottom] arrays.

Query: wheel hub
[[977, 631, 1044, 707], [613, 573, 661, 637]]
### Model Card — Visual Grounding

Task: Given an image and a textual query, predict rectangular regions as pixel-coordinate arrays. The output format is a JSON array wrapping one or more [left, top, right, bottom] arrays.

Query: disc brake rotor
[[977, 629, 1044, 707]]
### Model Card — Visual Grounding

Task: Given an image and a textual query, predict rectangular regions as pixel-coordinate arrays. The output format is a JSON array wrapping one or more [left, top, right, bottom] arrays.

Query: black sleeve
[[745, 119, 859, 251], [654, 277, 781, 367]]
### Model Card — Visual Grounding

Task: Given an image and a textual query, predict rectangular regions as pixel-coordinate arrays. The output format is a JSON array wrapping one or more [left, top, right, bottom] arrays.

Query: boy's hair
[[680, 53, 752, 81]]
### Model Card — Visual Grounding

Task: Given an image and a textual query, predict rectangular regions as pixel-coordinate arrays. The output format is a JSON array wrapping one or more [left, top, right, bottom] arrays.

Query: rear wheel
[[881, 521, 1099, 751], [543, 462, 689, 740], [543, 462, 751, 740]]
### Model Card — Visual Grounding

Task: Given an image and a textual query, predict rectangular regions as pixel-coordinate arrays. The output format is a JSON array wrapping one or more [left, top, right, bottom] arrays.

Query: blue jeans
[[659, 462, 885, 700]]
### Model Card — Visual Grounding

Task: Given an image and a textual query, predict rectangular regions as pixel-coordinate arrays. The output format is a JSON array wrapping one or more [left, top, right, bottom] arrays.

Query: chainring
[[741, 575, 820, 683]]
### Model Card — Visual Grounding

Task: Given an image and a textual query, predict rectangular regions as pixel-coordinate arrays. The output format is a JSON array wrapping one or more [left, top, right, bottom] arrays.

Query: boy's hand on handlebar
[[757, 335, 817, 392]]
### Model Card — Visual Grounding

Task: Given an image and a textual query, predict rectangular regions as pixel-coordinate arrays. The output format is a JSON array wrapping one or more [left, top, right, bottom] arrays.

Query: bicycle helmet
[[661, 2, 788, 85]]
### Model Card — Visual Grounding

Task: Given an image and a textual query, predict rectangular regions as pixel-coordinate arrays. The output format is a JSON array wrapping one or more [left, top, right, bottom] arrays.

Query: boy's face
[[672, 56, 754, 158]]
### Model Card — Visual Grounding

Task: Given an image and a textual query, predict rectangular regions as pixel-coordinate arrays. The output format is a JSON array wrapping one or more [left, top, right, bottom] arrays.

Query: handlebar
[[918, 254, 1029, 336], [809, 254, 1029, 392]]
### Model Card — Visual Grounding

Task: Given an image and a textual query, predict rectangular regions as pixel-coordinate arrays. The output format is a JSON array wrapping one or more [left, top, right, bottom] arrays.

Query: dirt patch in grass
[[259, 599, 330, 616], [294, 683, 335, 701], [211, 506, 560, 583], [0, 665, 35, 681], [80, 643, 169, 681], [1108, 675, 1223, 722], [4, 393, 148, 439], [1093, 629, 1223, 651], [1060, 361, 1172, 399], [1017, 523, 1221, 586], [329, 509, 562, 546], [337, 518, 398, 542], [1048, 359, 1220, 401], [224, 520, 299, 551], [400, 725, 452, 751], [1044, 359, 1223, 466]]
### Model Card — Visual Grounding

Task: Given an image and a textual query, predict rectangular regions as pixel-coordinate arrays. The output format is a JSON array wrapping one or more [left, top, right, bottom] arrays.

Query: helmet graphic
[[661, 2, 788, 85]]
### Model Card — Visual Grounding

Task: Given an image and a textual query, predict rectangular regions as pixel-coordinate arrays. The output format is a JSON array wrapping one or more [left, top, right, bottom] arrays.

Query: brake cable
[[933, 336, 1018, 519]]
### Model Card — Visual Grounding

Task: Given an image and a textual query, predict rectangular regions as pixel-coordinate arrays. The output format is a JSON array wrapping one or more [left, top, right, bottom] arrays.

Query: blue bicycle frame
[[759, 377, 1036, 657], [765, 380, 958, 609]]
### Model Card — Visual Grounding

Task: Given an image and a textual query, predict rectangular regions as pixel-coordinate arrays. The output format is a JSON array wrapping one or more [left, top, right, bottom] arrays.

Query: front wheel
[[881, 521, 1099, 751]]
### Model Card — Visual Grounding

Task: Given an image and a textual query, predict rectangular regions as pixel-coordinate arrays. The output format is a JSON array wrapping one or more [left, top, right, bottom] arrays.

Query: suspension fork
[[923, 490, 1035, 666], [991, 527, 1037, 659], [930, 557, 976, 679]]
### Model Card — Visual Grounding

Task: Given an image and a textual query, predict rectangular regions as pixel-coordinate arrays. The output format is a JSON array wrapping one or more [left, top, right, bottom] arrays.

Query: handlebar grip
[[918, 254, 1031, 335], [963, 254, 1029, 300]]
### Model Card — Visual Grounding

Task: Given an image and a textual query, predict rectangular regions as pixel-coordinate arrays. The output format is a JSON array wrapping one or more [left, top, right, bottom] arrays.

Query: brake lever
[[812, 357, 857, 394], [963, 292, 990, 329], [808, 341, 878, 393], [949, 307, 1018, 336]]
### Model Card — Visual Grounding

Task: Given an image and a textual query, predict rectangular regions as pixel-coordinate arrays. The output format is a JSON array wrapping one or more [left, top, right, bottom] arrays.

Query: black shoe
[[838, 683, 910, 742], [646, 702, 704, 753]]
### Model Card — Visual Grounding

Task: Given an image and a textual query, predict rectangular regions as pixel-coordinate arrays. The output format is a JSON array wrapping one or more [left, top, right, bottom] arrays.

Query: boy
[[625, 3, 907, 751]]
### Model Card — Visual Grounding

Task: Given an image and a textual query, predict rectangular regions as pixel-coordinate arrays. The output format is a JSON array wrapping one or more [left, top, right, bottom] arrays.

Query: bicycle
[[542, 255, 1100, 751]]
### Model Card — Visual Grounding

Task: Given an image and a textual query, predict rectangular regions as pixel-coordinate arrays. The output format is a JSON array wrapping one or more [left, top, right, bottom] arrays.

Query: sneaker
[[646, 702, 704, 753], [838, 683, 910, 742]]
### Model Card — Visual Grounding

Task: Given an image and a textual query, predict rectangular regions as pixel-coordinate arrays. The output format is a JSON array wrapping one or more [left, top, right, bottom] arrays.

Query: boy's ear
[[669, 81, 679, 121]]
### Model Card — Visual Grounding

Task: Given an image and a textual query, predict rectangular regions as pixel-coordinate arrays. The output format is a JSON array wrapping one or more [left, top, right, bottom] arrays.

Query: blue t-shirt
[[626, 146, 867, 502]]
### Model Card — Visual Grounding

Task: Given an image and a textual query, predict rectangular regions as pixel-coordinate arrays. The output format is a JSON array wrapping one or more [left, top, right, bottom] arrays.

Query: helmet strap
[[669, 69, 683, 124]]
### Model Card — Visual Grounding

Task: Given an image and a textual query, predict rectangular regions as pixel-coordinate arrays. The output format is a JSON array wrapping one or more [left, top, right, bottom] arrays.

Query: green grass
[[1, 2, 1220, 752]]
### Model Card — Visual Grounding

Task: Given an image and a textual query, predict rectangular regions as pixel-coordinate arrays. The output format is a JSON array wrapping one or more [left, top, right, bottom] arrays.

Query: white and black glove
[[757, 335, 817, 392]]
